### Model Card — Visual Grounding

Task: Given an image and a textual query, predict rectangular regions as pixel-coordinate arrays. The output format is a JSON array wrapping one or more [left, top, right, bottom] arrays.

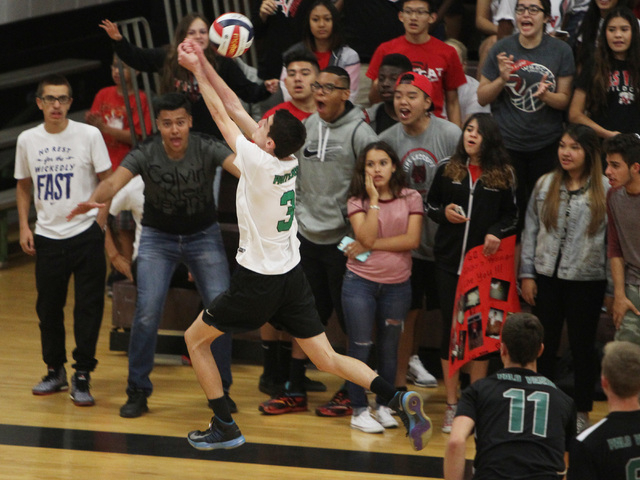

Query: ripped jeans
[[342, 270, 411, 409]]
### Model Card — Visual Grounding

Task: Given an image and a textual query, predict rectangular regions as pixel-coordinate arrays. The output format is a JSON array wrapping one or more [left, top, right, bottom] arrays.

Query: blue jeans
[[342, 270, 411, 408], [127, 223, 231, 396]]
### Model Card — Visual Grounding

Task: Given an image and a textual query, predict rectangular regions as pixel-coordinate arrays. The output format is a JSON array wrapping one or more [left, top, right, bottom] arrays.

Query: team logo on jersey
[[505, 60, 555, 113], [609, 69, 636, 105], [401, 148, 439, 195]]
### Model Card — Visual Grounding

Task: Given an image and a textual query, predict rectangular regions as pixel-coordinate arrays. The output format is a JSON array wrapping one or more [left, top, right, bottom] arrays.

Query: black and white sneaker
[[32, 366, 68, 395], [188, 416, 246, 450], [70, 372, 95, 406]]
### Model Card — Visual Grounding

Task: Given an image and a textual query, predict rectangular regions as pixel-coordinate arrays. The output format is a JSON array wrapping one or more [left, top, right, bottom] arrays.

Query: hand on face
[[365, 173, 379, 204]]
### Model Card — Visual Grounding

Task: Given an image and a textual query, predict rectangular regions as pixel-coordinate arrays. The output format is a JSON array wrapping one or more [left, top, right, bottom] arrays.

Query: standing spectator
[[281, 0, 360, 102], [427, 113, 518, 432], [380, 72, 461, 396], [100, 14, 277, 140], [365, 53, 413, 134], [69, 93, 238, 418], [263, 49, 319, 121], [575, 0, 637, 71], [342, 142, 422, 433], [520, 124, 610, 433], [478, 0, 575, 234], [569, 7, 640, 140], [15, 75, 112, 406], [341, 0, 404, 107], [603, 133, 640, 345], [260, 66, 377, 417], [568, 340, 640, 480], [444, 313, 576, 480], [366, 0, 467, 126]]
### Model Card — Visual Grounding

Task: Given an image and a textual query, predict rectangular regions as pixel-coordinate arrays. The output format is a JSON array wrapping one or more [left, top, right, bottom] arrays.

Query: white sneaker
[[375, 405, 399, 429], [351, 408, 384, 433], [442, 403, 457, 433], [407, 355, 438, 387]]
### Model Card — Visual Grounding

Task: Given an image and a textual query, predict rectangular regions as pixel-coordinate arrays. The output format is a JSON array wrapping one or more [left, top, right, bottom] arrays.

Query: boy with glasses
[[15, 74, 112, 406], [366, 0, 466, 127]]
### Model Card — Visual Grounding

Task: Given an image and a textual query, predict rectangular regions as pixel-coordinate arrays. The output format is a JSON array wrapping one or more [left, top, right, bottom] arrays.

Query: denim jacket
[[520, 173, 612, 292]]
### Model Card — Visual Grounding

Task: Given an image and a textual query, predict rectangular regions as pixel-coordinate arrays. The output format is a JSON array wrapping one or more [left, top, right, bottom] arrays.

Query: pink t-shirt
[[367, 35, 466, 119], [346, 188, 423, 284]]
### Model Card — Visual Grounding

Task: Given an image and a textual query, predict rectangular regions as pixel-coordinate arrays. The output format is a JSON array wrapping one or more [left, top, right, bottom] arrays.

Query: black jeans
[[34, 222, 106, 372], [533, 274, 607, 412], [508, 141, 559, 235], [298, 234, 347, 331]]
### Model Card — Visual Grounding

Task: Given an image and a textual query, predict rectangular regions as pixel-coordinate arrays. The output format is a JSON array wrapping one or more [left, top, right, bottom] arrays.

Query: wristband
[[369, 205, 380, 210]]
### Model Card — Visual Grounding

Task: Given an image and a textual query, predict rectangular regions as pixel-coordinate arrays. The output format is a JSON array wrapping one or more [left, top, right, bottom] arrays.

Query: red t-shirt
[[262, 101, 314, 121], [90, 86, 152, 169], [315, 50, 332, 71], [468, 164, 482, 184], [367, 35, 466, 119]]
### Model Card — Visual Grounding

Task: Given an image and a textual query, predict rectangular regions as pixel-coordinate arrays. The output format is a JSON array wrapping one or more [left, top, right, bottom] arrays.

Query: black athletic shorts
[[203, 263, 325, 339], [410, 258, 440, 311]]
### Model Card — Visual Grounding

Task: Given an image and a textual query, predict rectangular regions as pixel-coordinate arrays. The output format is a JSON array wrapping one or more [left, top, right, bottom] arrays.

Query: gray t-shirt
[[121, 133, 231, 234], [380, 116, 461, 260], [483, 34, 574, 151]]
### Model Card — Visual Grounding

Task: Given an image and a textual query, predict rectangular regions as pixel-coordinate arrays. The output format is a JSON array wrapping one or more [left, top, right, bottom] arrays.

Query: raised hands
[[496, 52, 514, 82], [99, 19, 123, 41], [178, 39, 205, 73]]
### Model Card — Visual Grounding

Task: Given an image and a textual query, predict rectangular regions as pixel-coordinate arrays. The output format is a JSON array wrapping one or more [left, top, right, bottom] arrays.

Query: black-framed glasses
[[310, 82, 348, 94], [402, 7, 431, 16], [514, 5, 545, 15], [39, 95, 72, 105]]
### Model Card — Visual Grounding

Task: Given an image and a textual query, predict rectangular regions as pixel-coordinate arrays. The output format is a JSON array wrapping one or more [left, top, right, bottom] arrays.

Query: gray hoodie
[[296, 105, 378, 245]]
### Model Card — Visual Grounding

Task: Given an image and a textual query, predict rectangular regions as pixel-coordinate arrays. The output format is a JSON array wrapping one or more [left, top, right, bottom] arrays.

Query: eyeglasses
[[402, 8, 431, 16], [310, 82, 348, 94], [39, 95, 72, 105], [514, 5, 545, 15]]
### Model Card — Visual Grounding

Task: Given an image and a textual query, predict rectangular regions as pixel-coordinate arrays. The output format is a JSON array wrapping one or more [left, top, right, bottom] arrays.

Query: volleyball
[[209, 13, 254, 58]]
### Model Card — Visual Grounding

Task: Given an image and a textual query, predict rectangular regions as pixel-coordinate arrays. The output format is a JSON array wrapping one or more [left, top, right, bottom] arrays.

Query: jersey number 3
[[277, 190, 295, 232], [503, 388, 550, 437]]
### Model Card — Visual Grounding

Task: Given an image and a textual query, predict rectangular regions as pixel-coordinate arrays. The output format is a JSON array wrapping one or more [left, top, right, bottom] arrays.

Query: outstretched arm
[[67, 166, 133, 220], [178, 40, 256, 147]]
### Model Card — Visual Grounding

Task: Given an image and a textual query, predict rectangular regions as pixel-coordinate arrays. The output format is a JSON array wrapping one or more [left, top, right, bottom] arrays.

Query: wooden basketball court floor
[[0, 254, 609, 479]]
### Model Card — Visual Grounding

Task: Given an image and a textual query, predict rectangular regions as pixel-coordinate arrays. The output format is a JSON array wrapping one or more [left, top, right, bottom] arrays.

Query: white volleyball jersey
[[234, 136, 300, 275]]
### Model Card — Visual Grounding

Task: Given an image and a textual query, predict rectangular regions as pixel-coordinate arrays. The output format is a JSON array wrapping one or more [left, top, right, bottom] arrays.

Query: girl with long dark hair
[[520, 124, 610, 433], [427, 113, 518, 433]]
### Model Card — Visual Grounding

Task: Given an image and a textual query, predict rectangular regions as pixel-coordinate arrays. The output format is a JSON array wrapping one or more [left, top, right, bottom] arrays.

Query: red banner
[[448, 235, 520, 376]]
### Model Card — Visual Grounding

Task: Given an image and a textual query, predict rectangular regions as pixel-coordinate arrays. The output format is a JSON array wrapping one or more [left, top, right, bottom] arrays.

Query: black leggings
[[533, 274, 607, 412]]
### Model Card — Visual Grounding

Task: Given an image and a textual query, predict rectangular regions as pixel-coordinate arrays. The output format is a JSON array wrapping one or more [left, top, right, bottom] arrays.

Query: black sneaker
[[259, 374, 284, 397], [225, 392, 238, 413], [188, 416, 246, 450], [389, 391, 432, 451], [120, 390, 149, 418], [70, 372, 95, 406], [304, 376, 327, 392]]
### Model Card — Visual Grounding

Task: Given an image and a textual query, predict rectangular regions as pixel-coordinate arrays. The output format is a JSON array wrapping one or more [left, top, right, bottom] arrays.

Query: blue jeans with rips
[[342, 270, 411, 408], [126, 223, 231, 396]]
